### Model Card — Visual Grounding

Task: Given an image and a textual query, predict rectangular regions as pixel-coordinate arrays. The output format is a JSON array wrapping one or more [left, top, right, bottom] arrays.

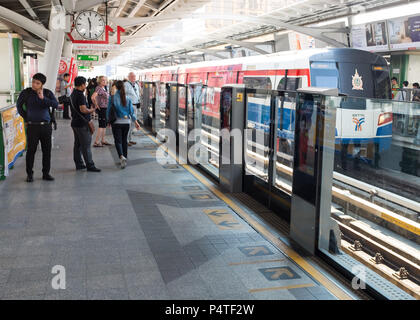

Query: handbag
[[69, 94, 95, 135], [58, 95, 68, 104], [107, 96, 117, 125]]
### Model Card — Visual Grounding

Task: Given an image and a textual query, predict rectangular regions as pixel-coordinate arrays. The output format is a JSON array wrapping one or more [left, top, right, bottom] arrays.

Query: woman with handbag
[[91, 76, 111, 147], [107, 80, 140, 169]]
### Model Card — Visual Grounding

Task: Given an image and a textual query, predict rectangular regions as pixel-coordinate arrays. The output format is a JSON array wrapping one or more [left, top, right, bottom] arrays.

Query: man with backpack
[[16, 73, 58, 182]]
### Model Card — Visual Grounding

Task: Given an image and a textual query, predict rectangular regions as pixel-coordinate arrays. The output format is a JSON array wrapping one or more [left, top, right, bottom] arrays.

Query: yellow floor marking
[[140, 127, 354, 300], [203, 208, 242, 230], [249, 283, 315, 293], [229, 259, 286, 266]]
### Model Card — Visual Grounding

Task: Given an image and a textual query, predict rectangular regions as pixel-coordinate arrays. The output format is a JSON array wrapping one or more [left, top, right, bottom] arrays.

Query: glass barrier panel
[[194, 86, 220, 177], [273, 92, 296, 194], [245, 92, 271, 182], [159, 83, 168, 128], [178, 86, 187, 136], [318, 95, 419, 300]]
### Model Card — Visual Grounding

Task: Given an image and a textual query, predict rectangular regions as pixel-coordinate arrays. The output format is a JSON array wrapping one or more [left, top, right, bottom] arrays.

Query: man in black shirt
[[70, 76, 101, 172], [16, 73, 58, 182]]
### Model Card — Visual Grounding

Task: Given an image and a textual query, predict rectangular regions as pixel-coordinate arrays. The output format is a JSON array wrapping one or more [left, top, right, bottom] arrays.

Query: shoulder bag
[[69, 94, 95, 135], [107, 96, 117, 125]]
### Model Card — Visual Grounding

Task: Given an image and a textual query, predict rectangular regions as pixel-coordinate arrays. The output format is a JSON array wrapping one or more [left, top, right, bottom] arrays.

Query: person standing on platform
[[412, 83, 420, 102], [70, 76, 101, 172], [59, 73, 72, 119], [391, 77, 400, 99], [91, 76, 111, 147], [107, 80, 140, 169], [124, 72, 140, 146], [16, 73, 58, 182]]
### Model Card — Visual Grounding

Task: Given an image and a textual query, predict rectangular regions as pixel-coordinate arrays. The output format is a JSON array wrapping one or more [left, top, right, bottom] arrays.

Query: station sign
[[73, 43, 120, 51], [77, 55, 98, 61], [78, 66, 90, 70]]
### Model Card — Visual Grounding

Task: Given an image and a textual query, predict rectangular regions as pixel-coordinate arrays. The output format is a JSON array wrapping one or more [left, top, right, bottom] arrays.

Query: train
[[137, 48, 393, 173]]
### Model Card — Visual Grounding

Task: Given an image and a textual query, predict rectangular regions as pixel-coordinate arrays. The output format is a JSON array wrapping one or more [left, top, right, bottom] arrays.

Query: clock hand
[[88, 18, 92, 38]]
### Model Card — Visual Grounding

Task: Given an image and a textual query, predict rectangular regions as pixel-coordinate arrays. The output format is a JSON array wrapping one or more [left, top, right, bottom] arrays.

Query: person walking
[[124, 72, 140, 146], [16, 73, 58, 182], [58, 73, 72, 119], [70, 76, 101, 172], [107, 80, 140, 169], [91, 76, 111, 147]]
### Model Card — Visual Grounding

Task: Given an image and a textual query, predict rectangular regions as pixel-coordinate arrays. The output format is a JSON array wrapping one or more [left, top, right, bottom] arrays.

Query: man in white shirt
[[124, 72, 141, 145]]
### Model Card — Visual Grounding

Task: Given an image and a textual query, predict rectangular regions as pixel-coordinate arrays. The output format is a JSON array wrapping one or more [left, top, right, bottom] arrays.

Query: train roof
[[137, 48, 387, 75]]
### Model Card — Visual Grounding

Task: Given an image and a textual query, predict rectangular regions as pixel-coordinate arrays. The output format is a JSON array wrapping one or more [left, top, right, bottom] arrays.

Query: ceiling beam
[[111, 13, 349, 47], [0, 5, 49, 40], [128, 0, 148, 17]]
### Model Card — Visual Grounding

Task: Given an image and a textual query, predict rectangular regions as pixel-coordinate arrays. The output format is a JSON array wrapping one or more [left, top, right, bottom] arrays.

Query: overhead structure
[[104, 0, 411, 69], [0, 0, 416, 71]]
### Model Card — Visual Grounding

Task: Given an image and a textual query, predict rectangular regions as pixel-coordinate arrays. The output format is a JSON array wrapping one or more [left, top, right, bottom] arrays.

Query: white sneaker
[[120, 156, 127, 169]]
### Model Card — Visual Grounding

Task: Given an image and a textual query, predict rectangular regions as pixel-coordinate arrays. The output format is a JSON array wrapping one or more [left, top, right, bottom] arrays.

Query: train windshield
[[372, 66, 391, 99], [310, 62, 339, 88]]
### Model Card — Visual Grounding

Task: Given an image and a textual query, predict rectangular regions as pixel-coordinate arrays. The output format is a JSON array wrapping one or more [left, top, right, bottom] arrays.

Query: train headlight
[[378, 112, 393, 126]]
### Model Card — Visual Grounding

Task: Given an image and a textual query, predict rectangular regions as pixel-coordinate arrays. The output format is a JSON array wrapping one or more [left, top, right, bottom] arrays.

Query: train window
[[277, 77, 286, 90], [372, 66, 391, 99], [310, 61, 339, 88], [286, 77, 302, 91], [243, 77, 272, 90]]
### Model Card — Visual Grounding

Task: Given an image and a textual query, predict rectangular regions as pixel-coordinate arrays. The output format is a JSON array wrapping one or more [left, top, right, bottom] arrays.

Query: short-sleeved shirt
[[94, 86, 109, 109], [70, 89, 90, 128], [60, 80, 71, 97]]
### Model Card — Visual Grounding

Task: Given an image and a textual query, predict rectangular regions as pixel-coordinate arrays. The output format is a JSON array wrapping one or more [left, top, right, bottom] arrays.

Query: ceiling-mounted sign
[[78, 66, 90, 70], [77, 55, 99, 61], [388, 14, 420, 50], [73, 43, 121, 51]]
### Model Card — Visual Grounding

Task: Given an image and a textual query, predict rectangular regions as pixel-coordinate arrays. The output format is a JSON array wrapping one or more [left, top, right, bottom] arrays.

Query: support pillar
[[42, 5, 66, 92]]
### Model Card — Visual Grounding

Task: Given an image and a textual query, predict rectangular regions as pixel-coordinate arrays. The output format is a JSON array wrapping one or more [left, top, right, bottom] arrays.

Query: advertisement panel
[[388, 14, 420, 50], [0, 106, 26, 177], [351, 21, 389, 52]]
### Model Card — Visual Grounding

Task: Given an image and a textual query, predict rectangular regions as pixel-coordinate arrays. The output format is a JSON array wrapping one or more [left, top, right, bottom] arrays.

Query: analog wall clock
[[75, 10, 105, 40]]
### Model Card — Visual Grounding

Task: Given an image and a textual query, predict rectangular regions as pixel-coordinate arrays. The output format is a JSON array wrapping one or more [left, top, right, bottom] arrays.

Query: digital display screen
[[296, 96, 317, 177]]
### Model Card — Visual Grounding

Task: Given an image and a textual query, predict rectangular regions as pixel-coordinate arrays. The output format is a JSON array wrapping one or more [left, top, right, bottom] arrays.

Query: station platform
[[0, 120, 359, 300]]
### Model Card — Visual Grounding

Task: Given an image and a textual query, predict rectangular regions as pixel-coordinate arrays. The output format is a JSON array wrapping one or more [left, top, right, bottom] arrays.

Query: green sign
[[77, 55, 98, 61], [78, 66, 90, 70]]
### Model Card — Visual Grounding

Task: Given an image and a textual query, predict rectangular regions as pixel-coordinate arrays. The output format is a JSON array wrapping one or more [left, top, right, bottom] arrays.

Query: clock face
[[75, 11, 105, 40]]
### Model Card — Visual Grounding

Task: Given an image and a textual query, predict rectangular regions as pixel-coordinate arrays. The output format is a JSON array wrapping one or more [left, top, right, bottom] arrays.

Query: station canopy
[[103, 0, 408, 69], [0, 0, 412, 68]]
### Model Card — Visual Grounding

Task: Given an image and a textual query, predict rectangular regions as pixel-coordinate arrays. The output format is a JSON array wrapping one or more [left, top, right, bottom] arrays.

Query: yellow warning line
[[229, 259, 286, 266], [140, 127, 354, 300], [249, 283, 315, 293]]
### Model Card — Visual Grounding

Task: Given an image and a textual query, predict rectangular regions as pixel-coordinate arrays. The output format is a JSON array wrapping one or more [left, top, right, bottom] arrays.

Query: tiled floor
[[0, 120, 338, 300]]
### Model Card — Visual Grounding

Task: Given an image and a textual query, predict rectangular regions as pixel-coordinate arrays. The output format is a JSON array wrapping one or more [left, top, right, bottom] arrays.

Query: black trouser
[[72, 126, 95, 169], [63, 99, 70, 119], [26, 123, 52, 176], [112, 123, 130, 158]]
